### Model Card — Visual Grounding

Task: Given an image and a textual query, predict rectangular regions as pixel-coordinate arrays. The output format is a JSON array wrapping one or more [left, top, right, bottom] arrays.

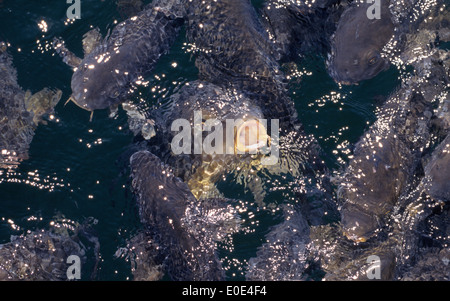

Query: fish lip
[[343, 231, 368, 243]]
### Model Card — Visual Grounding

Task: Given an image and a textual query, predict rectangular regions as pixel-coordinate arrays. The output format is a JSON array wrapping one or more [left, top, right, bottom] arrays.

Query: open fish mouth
[[234, 119, 270, 153], [343, 231, 368, 243]]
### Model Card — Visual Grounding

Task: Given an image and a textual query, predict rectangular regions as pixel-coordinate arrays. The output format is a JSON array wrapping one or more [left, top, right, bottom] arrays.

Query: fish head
[[327, 3, 395, 85], [235, 118, 270, 154], [70, 50, 129, 111]]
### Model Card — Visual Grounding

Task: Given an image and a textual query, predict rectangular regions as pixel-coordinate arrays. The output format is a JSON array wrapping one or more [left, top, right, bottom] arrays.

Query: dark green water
[[0, 0, 401, 280]]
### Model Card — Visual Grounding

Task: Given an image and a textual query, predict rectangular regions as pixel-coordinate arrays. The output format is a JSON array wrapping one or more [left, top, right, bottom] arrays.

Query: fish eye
[[368, 56, 378, 65]]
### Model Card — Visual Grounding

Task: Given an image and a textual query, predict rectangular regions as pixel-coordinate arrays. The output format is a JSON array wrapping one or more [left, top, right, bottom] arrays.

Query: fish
[[54, 0, 185, 113], [129, 150, 240, 280]]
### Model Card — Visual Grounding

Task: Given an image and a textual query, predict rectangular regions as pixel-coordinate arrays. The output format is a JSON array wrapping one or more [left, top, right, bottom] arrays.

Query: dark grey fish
[[185, 0, 300, 128], [310, 223, 397, 280], [309, 51, 450, 281], [55, 0, 185, 113], [312, 133, 450, 280], [422, 134, 450, 202], [338, 50, 450, 242], [327, 0, 394, 85], [399, 248, 450, 280], [129, 150, 239, 281]]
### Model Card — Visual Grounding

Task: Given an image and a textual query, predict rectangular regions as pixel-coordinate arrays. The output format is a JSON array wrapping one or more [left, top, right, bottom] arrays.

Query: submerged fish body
[[0, 231, 83, 280], [0, 42, 33, 166], [0, 42, 61, 168], [338, 50, 450, 242], [57, 0, 185, 112], [129, 150, 239, 281], [327, 0, 448, 85], [363, 132, 450, 280], [398, 132, 450, 251]]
